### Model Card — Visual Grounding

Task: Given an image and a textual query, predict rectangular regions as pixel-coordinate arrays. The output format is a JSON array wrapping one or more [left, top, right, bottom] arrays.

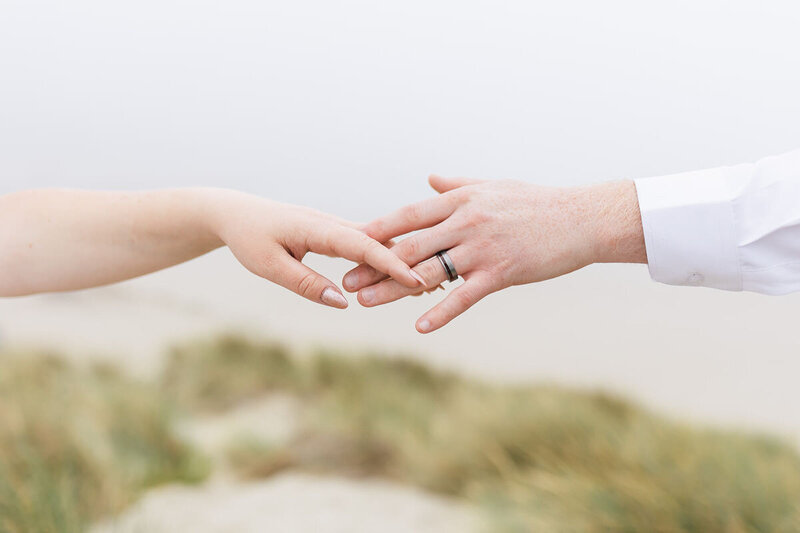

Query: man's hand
[[342, 176, 646, 332]]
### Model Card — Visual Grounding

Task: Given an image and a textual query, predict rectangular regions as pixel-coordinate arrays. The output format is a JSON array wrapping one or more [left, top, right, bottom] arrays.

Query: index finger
[[311, 226, 423, 289], [363, 192, 461, 244]]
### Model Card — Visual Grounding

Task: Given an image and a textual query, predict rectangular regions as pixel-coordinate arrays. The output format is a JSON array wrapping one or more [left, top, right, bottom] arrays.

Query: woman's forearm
[[0, 188, 225, 296], [0, 187, 421, 305]]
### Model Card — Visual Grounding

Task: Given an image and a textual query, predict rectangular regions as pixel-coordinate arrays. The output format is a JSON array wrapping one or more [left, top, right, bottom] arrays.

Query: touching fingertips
[[409, 270, 425, 286]]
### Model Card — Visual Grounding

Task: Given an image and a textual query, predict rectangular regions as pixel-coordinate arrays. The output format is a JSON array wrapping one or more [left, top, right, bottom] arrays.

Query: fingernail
[[409, 270, 425, 286], [343, 272, 359, 290], [360, 287, 375, 305], [321, 287, 348, 308], [417, 319, 431, 333]]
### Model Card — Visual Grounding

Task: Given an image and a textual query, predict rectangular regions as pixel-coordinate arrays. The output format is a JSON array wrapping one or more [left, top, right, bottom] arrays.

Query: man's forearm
[[586, 180, 648, 265]]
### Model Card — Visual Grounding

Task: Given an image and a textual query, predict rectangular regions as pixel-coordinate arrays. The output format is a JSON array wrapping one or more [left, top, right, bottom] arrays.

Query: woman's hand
[[0, 188, 422, 304], [342, 176, 645, 332], [209, 190, 423, 308]]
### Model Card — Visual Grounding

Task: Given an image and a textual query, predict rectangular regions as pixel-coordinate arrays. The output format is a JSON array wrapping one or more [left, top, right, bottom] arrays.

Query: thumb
[[266, 253, 349, 309], [428, 174, 486, 194]]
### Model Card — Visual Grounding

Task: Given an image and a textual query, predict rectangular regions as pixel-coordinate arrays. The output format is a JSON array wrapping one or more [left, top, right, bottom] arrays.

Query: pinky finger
[[415, 273, 495, 333]]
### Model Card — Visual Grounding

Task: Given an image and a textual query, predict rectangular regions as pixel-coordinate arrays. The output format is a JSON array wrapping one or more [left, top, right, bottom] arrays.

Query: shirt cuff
[[633, 164, 752, 291]]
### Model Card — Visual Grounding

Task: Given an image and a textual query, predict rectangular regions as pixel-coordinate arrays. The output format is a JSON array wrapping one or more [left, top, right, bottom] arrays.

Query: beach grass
[[2, 335, 800, 532], [0, 352, 209, 533], [164, 335, 800, 533]]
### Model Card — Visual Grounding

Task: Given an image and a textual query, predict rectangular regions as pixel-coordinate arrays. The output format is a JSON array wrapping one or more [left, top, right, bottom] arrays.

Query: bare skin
[[0, 188, 424, 306], [343, 176, 646, 333]]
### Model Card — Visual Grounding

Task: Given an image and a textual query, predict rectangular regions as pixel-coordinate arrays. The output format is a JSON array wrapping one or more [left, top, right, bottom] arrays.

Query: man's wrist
[[587, 180, 647, 265]]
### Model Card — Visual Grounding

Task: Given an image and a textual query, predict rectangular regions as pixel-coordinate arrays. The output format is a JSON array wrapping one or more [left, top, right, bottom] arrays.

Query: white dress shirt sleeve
[[634, 149, 800, 295]]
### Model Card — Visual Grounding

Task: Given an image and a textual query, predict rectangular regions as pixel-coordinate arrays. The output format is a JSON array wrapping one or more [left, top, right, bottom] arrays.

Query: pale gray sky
[[2, 0, 799, 221]]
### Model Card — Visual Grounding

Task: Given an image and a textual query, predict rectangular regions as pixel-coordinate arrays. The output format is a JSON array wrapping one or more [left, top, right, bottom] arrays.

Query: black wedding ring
[[435, 250, 458, 282]]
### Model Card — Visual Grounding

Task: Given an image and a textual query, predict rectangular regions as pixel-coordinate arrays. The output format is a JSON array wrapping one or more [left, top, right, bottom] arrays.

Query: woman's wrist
[[191, 187, 262, 248]]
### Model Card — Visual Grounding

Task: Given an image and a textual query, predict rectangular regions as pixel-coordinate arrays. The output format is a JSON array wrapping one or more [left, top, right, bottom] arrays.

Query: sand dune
[[91, 474, 475, 533], [2, 250, 800, 444]]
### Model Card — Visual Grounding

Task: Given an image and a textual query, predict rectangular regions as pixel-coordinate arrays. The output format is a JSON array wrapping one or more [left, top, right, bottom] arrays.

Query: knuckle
[[359, 239, 389, 266], [296, 272, 319, 298], [362, 236, 384, 257], [460, 182, 482, 198], [364, 220, 384, 240], [446, 185, 468, 199], [420, 259, 444, 286], [357, 231, 376, 246], [402, 203, 422, 223], [443, 189, 469, 207], [463, 209, 490, 228], [399, 237, 421, 261], [493, 262, 515, 286], [323, 233, 335, 251], [453, 288, 475, 309], [310, 227, 331, 250]]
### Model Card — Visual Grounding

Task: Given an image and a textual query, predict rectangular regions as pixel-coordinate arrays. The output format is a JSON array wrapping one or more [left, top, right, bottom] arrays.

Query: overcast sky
[[2, 0, 799, 221]]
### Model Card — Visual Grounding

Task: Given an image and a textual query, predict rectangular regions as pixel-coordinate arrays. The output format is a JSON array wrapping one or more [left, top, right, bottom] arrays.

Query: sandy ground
[[2, 249, 800, 442], [3, 250, 800, 530], [91, 393, 476, 533], [176, 394, 303, 463], [91, 474, 476, 533]]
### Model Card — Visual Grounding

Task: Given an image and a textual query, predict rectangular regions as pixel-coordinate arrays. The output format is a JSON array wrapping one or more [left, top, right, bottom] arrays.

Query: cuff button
[[687, 272, 705, 285]]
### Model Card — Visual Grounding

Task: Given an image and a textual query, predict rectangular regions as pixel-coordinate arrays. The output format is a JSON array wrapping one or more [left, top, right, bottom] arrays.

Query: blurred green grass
[[0, 352, 209, 533], [165, 336, 800, 533], [2, 335, 800, 532]]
